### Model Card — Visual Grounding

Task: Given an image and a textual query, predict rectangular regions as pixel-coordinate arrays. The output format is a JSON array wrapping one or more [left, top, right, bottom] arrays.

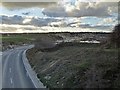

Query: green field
[[1, 34, 43, 51], [1, 34, 40, 44], [27, 42, 120, 88]]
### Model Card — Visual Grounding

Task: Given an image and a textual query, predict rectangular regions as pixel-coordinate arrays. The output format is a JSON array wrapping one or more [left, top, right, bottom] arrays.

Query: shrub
[[110, 24, 120, 48]]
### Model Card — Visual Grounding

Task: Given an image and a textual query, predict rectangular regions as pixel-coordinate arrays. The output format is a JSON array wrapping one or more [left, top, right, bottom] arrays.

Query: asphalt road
[[2, 46, 44, 88]]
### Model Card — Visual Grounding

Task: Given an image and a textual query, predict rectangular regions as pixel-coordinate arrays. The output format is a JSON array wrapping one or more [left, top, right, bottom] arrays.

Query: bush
[[110, 24, 120, 48]]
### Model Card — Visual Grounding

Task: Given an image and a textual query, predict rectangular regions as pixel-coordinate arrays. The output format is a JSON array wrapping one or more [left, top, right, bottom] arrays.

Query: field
[[26, 33, 120, 88], [1, 33, 42, 51], [27, 43, 119, 88]]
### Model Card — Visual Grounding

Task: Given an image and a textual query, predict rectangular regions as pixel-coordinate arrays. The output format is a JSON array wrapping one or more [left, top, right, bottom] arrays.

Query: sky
[[0, 0, 119, 33]]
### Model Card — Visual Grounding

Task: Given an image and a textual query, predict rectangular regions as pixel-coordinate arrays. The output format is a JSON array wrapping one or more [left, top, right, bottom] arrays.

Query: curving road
[[2, 45, 45, 88]]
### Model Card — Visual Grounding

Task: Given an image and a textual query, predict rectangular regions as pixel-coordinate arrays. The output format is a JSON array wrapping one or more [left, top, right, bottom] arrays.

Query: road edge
[[0, 52, 2, 90], [22, 47, 46, 88]]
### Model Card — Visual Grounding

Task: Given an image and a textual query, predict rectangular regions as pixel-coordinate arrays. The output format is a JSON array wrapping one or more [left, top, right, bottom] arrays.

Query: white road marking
[[10, 77, 14, 88], [18, 54, 20, 57], [9, 68, 11, 73], [10, 78, 13, 84], [0, 52, 2, 55]]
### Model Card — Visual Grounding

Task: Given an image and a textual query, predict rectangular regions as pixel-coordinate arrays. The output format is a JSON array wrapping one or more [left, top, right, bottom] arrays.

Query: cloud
[[68, 22, 112, 30], [42, 1, 118, 17], [0, 14, 115, 33], [1, 15, 24, 24], [42, 6, 68, 17], [1, 24, 44, 33], [1, 14, 116, 27], [1, 2, 57, 10], [1, 24, 112, 33], [97, 17, 117, 26], [48, 20, 67, 27], [23, 18, 32, 24], [100, 0, 119, 2], [1, 15, 63, 26], [103, 18, 115, 23]]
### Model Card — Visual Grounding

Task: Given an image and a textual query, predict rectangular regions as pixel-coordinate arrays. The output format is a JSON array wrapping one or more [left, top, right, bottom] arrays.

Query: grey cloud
[[1, 15, 24, 24], [90, 25, 112, 30], [42, 2, 118, 17], [1, 15, 63, 27], [2, 2, 57, 9], [42, 6, 68, 17], [0, 15, 113, 31], [69, 22, 112, 29], [81, 24, 112, 30], [27, 17, 60, 26]]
